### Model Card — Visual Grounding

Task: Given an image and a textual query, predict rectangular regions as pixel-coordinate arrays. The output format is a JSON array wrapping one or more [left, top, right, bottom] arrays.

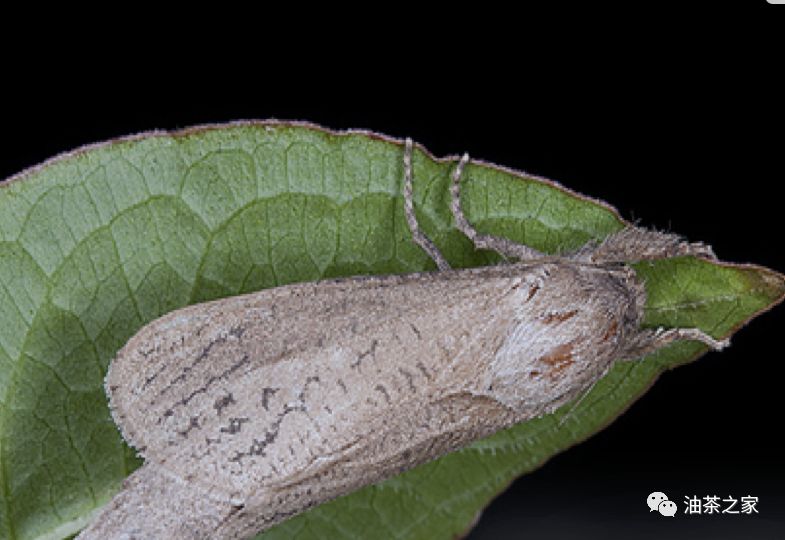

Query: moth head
[[481, 263, 647, 415]]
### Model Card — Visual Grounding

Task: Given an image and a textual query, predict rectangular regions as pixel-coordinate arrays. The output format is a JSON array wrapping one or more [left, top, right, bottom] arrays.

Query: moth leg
[[404, 138, 451, 270], [572, 225, 716, 264], [625, 326, 729, 359], [450, 151, 544, 262]]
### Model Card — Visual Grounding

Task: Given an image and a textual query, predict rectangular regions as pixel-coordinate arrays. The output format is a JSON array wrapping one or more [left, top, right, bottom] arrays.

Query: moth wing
[[106, 269, 534, 493]]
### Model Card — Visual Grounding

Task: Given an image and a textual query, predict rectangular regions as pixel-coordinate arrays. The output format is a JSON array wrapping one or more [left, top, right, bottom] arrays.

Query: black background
[[2, 15, 782, 539]]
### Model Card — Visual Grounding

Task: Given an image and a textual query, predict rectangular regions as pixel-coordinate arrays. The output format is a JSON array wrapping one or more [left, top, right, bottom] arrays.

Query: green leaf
[[0, 122, 782, 540]]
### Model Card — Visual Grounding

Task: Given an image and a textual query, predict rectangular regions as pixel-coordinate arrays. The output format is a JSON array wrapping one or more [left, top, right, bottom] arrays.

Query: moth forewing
[[109, 267, 556, 471], [99, 261, 646, 538]]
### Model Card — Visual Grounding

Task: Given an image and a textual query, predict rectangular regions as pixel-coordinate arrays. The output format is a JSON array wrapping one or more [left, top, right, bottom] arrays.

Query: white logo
[[647, 491, 676, 517]]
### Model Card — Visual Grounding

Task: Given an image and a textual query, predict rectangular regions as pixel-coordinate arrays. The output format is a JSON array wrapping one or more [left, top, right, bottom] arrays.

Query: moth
[[77, 139, 726, 539]]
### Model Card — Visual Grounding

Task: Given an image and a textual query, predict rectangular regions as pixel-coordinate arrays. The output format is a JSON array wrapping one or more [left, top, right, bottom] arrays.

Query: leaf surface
[[0, 122, 782, 540]]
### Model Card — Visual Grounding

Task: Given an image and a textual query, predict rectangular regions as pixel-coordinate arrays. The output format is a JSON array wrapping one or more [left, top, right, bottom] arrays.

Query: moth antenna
[[403, 138, 451, 271], [449, 151, 544, 262]]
